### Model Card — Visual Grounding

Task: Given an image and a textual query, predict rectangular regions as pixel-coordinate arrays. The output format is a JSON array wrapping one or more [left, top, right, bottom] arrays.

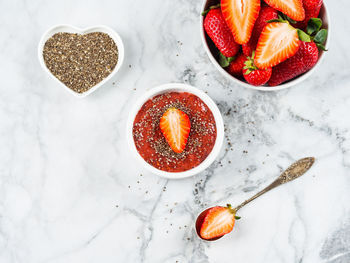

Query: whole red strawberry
[[204, 8, 240, 58], [268, 41, 318, 86], [296, 0, 323, 30], [243, 52, 272, 86], [242, 5, 278, 56], [228, 53, 247, 77]]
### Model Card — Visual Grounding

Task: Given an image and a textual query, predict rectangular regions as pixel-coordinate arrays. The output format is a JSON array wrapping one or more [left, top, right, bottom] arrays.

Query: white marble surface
[[0, 0, 349, 262]]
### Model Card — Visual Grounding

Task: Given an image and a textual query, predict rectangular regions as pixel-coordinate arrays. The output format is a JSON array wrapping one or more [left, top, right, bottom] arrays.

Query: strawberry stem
[[243, 51, 259, 75], [218, 52, 236, 68], [297, 29, 311, 42], [226, 204, 236, 214], [202, 3, 221, 16], [298, 18, 328, 51], [227, 204, 241, 219]]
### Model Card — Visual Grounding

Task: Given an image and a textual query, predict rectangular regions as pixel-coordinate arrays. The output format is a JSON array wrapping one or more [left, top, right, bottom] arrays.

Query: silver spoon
[[195, 157, 315, 241]]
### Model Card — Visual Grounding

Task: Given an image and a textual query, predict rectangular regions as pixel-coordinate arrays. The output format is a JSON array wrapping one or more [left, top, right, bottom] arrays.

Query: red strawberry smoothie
[[133, 92, 217, 172]]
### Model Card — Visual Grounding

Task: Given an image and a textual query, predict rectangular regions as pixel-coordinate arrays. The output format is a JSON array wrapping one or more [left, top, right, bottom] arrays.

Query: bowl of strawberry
[[201, 0, 330, 90]]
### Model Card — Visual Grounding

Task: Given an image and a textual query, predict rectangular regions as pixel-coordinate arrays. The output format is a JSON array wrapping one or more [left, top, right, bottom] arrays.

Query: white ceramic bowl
[[126, 83, 225, 179], [38, 24, 125, 98], [200, 0, 331, 91]]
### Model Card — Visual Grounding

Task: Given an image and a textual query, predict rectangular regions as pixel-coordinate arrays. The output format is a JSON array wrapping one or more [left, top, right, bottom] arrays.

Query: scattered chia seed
[[43, 32, 118, 93]]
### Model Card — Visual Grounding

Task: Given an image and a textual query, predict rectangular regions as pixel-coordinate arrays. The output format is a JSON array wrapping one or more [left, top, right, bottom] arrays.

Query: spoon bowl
[[195, 208, 225, 241]]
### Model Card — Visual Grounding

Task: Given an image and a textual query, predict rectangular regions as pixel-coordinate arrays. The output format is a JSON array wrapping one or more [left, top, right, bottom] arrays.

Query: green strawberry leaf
[[306, 18, 323, 35], [234, 216, 241, 220], [267, 18, 285, 23], [316, 43, 328, 51], [218, 52, 235, 68], [283, 13, 297, 24], [268, 13, 296, 24], [228, 56, 236, 63], [314, 29, 328, 45], [202, 3, 221, 16], [297, 29, 311, 42]]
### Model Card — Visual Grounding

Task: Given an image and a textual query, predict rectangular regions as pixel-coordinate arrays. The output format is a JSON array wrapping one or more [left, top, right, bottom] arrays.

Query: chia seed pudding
[[132, 92, 217, 172]]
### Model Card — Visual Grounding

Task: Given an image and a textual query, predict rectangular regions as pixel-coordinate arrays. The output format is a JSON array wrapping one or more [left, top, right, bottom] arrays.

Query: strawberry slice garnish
[[254, 22, 300, 69], [264, 0, 305, 21], [221, 0, 261, 45], [199, 205, 238, 240], [159, 108, 191, 154]]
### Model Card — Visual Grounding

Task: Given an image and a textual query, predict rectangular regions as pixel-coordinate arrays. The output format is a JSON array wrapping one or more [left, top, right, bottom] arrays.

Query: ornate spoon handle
[[234, 157, 315, 212]]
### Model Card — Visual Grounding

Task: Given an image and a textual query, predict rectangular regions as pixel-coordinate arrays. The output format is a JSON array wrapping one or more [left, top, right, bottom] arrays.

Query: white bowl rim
[[200, 0, 331, 91], [38, 24, 125, 98], [126, 83, 225, 179]]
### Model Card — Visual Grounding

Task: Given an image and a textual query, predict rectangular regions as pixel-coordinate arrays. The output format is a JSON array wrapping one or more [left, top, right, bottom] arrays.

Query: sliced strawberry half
[[221, 0, 261, 45], [264, 0, 305, 21], [199, 205, 237, 240], [242, 5, 279, 56], [254, 22, 300, 69], [159, 108, 191, 153]]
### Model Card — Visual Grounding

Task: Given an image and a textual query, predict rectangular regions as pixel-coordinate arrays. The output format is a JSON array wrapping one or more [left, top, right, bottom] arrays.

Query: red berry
[[243, 52, 272, 86], [296, 0, 323, 30], [264, 0, 305, 21], [204, 8, 240, 58], [268, 41, 319, 86], [228, 53, 247, 77]]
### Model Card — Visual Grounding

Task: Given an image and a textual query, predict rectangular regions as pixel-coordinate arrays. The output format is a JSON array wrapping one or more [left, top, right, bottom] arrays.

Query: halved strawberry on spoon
[[160, 108, 191, 153], [264, 0, 305, 21], [221, 0, 261, 45], [199, 204, 240, 240]]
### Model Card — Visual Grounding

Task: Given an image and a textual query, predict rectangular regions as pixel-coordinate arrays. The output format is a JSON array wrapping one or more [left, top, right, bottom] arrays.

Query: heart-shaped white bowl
[[200, 0, 331, 91], [38, 24, 125, 98]]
